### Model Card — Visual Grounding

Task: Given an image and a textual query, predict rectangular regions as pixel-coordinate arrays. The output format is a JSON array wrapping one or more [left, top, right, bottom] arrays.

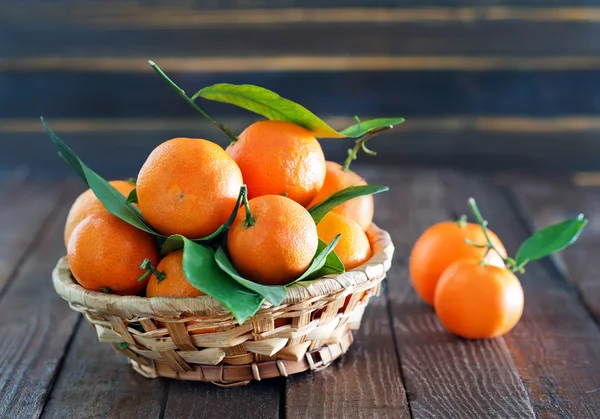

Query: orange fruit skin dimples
[[227, 195, 318, 286], [316, 212, 372, 270], [434, 260, 524, 339], [226, 120, 326, 207], [136, 137, 243, 238], [67, 212, 159, 295]]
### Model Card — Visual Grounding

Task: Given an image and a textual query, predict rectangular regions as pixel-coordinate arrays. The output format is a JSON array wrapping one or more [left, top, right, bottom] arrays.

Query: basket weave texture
[[52, 224, 394, 386]]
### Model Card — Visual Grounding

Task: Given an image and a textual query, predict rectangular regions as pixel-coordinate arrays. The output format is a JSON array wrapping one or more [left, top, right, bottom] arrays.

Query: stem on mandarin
[[148, 60, 238, 144], [242, 188, 255, 228], [467, 198, 519, 271], [139, 258, 166, 283], [342, 126, 391, 171]]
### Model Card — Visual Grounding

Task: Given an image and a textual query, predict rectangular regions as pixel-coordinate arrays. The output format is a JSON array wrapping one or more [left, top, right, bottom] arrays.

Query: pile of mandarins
[[65, 120, 375, 299]]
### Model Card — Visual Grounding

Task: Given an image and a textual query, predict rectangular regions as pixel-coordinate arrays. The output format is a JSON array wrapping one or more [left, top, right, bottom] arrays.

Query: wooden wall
[[2, 1, 600, 176]]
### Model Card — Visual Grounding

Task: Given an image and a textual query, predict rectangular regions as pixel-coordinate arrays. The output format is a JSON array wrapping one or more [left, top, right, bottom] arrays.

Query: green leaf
[[126, 188, 138, 204], [119, 342, 129, 349], [181, 237, 264, 324], [340, 117, 405, 137], [309, 185, 389, 224], [288, 234, 342, 285], [41, 117, 160, 236], [304, 239, 345, 280], [214, 247, 287, 305], [195, 84, 345, 138], [160, 186, 247, 254], [515, 214, 588, 266]]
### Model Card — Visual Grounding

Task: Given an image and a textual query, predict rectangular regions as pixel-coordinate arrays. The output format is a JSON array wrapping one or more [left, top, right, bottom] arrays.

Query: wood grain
[[509, 178, 600, 323], [163, 379, 281, 419], [4, 23, 600, 58], [367, 168, 535, 418], [9, 118, 600, 177], [442, 171, 600, 417], [285, 294, 410, 419], [0, 176, 66, 295], [4, 71, 600, 120], [41, 321, 168, 419], [0, 182, 82, 418]]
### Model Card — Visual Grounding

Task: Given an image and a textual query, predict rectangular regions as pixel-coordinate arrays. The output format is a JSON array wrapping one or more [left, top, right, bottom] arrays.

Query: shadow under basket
[[52, 224, 394, 386]]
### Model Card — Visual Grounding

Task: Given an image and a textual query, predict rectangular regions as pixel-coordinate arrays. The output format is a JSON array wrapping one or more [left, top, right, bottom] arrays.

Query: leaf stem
[[467, 198, 520, 271], [139, 258, 166, 283], [342, 125, 391, 171], [242, 187, 255, 228], [148, 60, 238, 144]]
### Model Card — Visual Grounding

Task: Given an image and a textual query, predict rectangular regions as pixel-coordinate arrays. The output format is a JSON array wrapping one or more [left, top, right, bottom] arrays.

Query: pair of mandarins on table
[[65, 120, 374, 298], [409, 219, 523, 340]]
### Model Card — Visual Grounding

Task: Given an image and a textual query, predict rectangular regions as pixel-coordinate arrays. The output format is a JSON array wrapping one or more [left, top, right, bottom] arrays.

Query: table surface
[[1, 166, 600, 419]]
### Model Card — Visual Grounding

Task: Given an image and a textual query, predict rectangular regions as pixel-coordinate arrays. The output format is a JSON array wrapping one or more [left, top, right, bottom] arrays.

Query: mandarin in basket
[[64, 180, 135, 247], [68, 211, 159, 295], [227, 194, 318, 286], [136, 137, 243, 238], [410, 220, 506, 305], [145, 250, 216, 334], [434, 259, 524, 339], [316, 211, 372, 270], [146, 250, 204, 298], [226, 120, 326, 207], [308, 161, 374, 230]]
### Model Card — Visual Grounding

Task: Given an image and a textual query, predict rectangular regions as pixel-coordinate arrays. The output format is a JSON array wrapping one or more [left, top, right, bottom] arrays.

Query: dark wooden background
[[3, 0, 600, 177]]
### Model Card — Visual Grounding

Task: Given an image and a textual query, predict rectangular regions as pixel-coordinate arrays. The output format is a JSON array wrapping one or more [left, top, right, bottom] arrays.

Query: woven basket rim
[[52, 223, 394, 321]]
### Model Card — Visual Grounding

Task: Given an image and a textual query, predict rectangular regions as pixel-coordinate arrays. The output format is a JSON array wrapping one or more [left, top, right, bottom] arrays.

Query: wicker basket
[[52, 224, 394, 386]]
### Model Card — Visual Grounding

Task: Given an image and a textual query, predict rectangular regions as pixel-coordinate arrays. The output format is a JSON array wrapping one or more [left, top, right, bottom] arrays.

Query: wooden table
[[1, 166, 600, 418]]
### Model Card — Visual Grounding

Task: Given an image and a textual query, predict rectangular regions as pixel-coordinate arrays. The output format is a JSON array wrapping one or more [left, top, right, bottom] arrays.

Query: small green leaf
[[160, 186, 247, 254], [340, 117, 405, 137], [195, 84, 345, 138], [119, 342, 129, 349], [126, 178, 137, 186], [126, 188, 138, 204], [181, 237, 263, 324], [304, 239, 345, 280], [515, 214, 588, 266], [309, 185, 389, 224], [288, 235, 342, 285], [41, 118, 160, 237], [214, 247, 287, 305]]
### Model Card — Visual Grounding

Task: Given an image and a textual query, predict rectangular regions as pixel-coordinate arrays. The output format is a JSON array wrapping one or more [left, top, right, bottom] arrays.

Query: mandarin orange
[[68, 212, 159, 295], [226, 120, 326, 207], [227, 195, 318, 285], [316, 212, 372, 270], [136, 137, 243, 238], [434, 259, 524, 339], [145, 250, 205, 298]]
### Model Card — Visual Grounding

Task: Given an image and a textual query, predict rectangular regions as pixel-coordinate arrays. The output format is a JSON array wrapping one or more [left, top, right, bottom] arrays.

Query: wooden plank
[[3, 71, 600, 120], [509, 177, 600, 323], [163, 378, 281, 419], [41, 320, 168, 418], [366, 169, 535, 418], [0, 182, 83, 418], [3, 22, 600, 58], [0, 176, 67, 295], [8, 120, 600, 177], [285, 294, 410, 419], [440, 171, 600, 417]]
